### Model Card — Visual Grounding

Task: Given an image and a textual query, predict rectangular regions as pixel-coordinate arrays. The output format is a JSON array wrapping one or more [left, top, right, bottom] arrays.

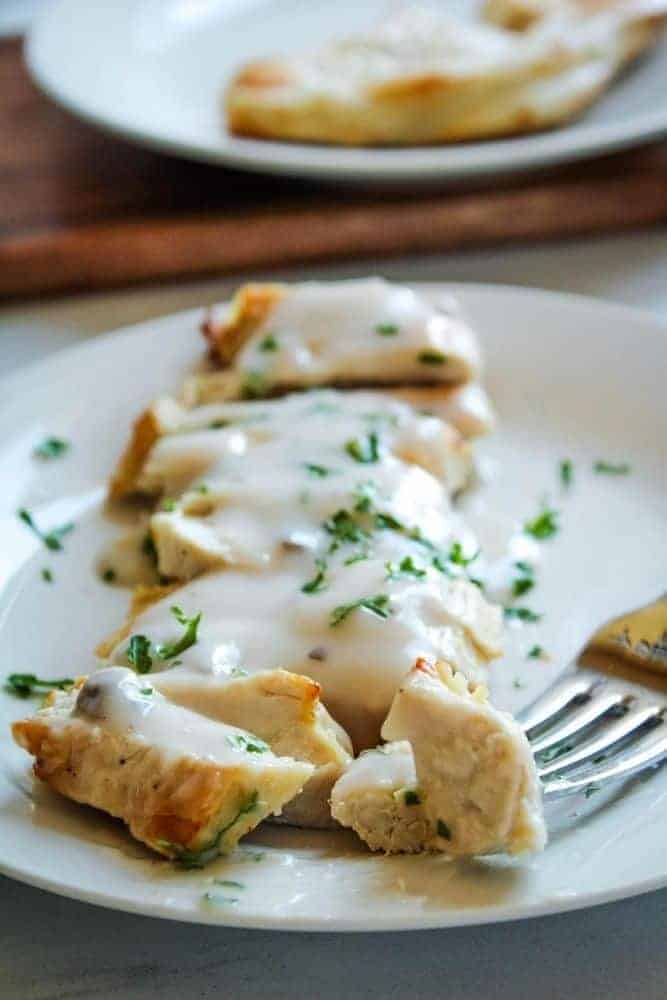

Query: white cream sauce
[[235, 279, 479, 388], [138, 390, 471, 577], [104, 558, 501, 751], [332, 741, 416, 799], [74, 667, 286, 768]]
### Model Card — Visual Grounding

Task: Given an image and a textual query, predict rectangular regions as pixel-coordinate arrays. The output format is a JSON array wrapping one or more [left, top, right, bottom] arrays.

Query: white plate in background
[[0, 284, 666, 929], [26, 0, 667, 184]]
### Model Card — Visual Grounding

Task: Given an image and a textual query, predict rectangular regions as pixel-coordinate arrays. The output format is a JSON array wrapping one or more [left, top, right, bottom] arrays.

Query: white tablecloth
[[2, 230, 667, 999]]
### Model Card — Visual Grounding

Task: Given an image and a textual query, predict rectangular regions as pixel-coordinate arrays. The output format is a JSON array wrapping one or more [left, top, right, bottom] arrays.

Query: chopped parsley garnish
[[214, 879, 245, 889], [345, 432, 380, 464], [437, 819, 452, 840], [258, 333, 278, 352], [385, 556, 427, 581], [403, 789, 421, 806], [41, 568, 53, 583], [302, 560, 328, 594], [447, 541, 479, 568], [513, 679, 524, 689], [209, 418, 230, 430], [375, 323, 399, 336], [241, 370, 268, 400], [196, 484, 209, 494], [303, 463, 333, 478], [344, 550, 370, 566], [162, 498, 177, 512], [524, 506, 559, 540], [512, 576, 534, 598], [227, 733, 269, 754], [352, 481, 378, 513], [102, 568, 116, 583], [593, 460, 631, 476], [559, 459, 573, 489], [155, 606, 202, 659], [17, 508, 74, 552], [527, 645, 545, 659], [324, 509, 371, 550], [126, 634, 153, 674], [418, 350, 448, 366], [504, 606, 542, 623], [33, 437, 69, 460], [374, 511, 404, 532], [539, 742, 573, 763], [202, 893, 239, 906], [159, 791, 259, 868], [5, 673, 73, 699], [330, 593, 392, 628]]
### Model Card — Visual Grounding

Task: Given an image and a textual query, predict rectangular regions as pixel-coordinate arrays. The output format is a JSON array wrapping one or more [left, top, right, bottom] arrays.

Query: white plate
[[26, 0, 667, 184], [1, 284, 666, 930]]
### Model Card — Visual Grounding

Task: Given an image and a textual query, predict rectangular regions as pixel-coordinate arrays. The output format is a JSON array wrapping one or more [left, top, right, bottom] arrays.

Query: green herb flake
[[301, 565, 328, 594], [403, 788, 421, 806], [559, 459, 573, 489], [214, 879, 245, 889], [512, 576, 535, 598], [593, 461, 631, 476], [102, 568, 116, 583], [258, 333, 278, 353], [513, 679, 524, 689], [241, 371, 268, 400], [160, 791, 259, 869], [527, 645, 545, 659], [126, 634, 153, 674], [17, 508, 74, 552], [162, 498, 177, 512], [140, 687, 154, 696], [5, 673, 73, 699], [504, 606, 542, 623], [202, 892, 239, 906], [330, 593, 392, 628], [303, 463, 333, 478], [524, 506, 559, 541], [375, 323, 399, 337], [385, 556, 427, 581], [539, 742, 573, 763], [418, 350, 448, 366], [33, 437, 69, 460], [324, 509, 371, 549], [345, 432, 380, 464], [41, 568, 53, 583], [209, 419, 230, 430], [155, 606, 202, 660], [436, 819, 452, 840], [227, 733, 270, 754]]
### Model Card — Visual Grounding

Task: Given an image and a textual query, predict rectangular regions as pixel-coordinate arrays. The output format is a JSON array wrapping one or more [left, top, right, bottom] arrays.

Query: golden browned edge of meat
[[11, 693, 262, 858], [108, 405, 162, 501], [95, 583, 178, 659], [202, 282, 287, 365], [225, 15, 665, 145]]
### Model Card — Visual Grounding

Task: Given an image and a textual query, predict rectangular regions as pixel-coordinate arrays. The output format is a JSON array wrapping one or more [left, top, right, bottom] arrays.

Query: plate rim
[[24, 0, 667, 183], [1, 281, 666, 931]]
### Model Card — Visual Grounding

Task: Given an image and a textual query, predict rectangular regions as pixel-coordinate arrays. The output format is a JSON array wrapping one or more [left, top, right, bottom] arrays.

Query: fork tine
[[542, 729, 667, 799], [519, 674, 596, 735], [538, 704, 664, 778], [530, 688, 629, 754]]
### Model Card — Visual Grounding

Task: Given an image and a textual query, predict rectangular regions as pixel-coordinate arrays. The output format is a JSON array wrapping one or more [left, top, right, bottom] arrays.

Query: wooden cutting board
[[1, 37, 666, 301]]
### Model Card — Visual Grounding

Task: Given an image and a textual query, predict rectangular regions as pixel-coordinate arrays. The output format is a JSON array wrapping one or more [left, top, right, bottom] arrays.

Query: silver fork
[[517, 594, 667, 799]]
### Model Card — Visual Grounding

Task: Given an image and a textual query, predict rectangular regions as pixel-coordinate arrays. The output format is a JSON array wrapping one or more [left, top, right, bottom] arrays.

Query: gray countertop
[[2, 230, 667, 999]]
